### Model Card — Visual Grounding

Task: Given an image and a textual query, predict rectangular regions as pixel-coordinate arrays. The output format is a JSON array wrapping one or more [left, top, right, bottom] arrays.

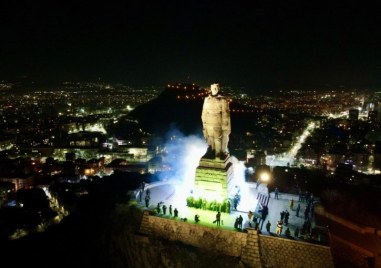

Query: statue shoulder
[[204, 95, 215, 102], [204, 95, 228, 104]]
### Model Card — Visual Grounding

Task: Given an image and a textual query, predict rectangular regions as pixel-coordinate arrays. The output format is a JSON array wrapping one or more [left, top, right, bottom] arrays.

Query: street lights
[[257, 171, 271, 195], [259, 172, 270, 183]]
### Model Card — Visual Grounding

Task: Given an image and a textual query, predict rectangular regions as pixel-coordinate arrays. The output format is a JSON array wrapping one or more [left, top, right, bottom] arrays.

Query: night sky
[[1, 2, 381, 92]]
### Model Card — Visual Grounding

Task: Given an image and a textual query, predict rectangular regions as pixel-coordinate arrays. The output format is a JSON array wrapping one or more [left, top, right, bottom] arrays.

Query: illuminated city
[[1, 2, 381, 268]]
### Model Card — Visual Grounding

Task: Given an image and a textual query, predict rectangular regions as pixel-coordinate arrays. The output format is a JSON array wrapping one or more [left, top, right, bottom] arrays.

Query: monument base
[[194, 155, 233, 202]]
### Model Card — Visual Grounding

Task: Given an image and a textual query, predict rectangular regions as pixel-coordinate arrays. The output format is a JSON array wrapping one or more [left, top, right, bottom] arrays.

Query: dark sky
[[1, 2, 381, 91]]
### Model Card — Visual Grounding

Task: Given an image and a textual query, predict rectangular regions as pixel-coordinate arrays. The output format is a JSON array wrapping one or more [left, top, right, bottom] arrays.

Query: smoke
[[160, 129, 208, 209], [155, 128, 258, 213], [229, 156, 256, 211]]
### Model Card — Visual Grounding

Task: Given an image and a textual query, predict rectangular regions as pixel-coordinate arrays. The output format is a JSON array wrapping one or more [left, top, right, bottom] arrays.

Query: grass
[[133, 201, 246, 232]]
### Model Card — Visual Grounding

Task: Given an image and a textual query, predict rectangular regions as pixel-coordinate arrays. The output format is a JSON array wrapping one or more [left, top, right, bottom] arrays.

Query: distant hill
[[129, 83, 258, 138]]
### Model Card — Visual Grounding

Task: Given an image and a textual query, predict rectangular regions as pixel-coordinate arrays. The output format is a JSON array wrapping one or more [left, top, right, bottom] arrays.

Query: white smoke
[[160, 129, 208, 209], [229, 156, 256, 211], [156, 128, 258, 213]]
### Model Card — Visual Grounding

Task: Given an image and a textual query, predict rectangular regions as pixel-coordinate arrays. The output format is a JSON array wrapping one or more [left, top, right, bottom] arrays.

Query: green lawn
[[135, 201, 247, 232]]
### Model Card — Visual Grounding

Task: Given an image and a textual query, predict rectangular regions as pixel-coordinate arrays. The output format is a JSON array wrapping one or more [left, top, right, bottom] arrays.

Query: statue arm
[[201, 99, 209, 138], [221, 99, 231, 134], [201, 102, 207, 124]]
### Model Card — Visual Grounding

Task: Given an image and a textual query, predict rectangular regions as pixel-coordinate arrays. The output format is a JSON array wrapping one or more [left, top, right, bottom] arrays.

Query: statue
[[201, 83, 231, 159]]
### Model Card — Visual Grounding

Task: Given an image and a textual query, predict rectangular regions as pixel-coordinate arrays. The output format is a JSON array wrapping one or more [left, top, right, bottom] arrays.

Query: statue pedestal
[[194, 155, 234, 202]]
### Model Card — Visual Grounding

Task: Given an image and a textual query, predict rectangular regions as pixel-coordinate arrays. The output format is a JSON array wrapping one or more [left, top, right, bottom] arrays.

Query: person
[[289, 198, 294, 210], [259, 205, 268, 227], [252, 215, 257, 228], [195, 214, 200, 223], [294, 227, 300, 238], [310, 202, 315, 219], [280, 210, 285, 221], [274, 187, 279, 200], [304, 206, 309, 220], [254, 218, 259, 230], [284, 210, 290, 225], [141, 181, 145, 192], [168, 205, 173, 216], [145, 194, 150, 208], [248, 210, 253, 223], [234, 217, 239, 229], [216, 211, 221, 226], [238, 215, 243, 229], [266, 220, 271, 233], [276, 220, 283, 235], [285, 227, 291, 237], [139, 189, 143, 202], [162, 204, 167, 215], [296, 203, 301, 217], [174, 208, 178, 217], [233, 194, 239, 210], [201, 83, 231, 159]]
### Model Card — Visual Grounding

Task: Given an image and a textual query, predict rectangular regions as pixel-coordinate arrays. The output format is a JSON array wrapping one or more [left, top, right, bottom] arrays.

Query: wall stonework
[[259, 235, 334, 268], [143, 212, 247, 257], [139, 212, 334, 267], [241, 228, 262, 267]]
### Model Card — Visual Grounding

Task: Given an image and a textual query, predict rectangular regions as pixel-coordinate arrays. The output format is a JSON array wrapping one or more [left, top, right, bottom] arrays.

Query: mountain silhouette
[[129, 83, 257, 142], [129, 83, 205, 137]]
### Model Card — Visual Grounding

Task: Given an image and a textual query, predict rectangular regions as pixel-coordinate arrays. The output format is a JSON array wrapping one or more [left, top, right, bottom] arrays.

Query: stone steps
[[139, 210, 152, 235]]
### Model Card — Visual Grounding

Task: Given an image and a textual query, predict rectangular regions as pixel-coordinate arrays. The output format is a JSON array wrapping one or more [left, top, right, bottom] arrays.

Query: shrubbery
[[186, 196, 231, 213]]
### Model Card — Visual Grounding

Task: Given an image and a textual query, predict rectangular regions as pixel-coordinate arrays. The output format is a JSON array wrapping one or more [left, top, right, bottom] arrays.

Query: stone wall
[[142, 211, 247, 257], [139, 211, 334, 267], [259, 235, 334, 268], [112, 205, 243, 268]]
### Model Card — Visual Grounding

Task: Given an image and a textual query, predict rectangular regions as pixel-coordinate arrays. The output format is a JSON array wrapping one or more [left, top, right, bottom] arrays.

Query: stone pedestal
[[194, 155, 233, 201]]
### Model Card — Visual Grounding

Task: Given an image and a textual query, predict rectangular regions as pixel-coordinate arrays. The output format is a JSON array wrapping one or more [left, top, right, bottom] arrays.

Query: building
[[0, 174, 35, 191]]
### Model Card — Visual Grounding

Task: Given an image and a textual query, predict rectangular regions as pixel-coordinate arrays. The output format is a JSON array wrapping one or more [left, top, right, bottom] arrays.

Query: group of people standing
[[274, 209, 290, 235], [234, 214, 243, 229], [245, 205, 269, 230], [156, 202, 178, 217], [270, 189, 315, 239], [139, 181, 316, 240]]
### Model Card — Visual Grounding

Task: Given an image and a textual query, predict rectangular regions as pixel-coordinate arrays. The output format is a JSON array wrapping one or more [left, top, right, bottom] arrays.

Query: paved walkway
[[133, 181, 321, 243]]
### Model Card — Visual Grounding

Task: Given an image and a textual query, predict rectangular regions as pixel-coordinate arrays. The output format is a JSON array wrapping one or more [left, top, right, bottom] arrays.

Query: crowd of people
[[272, 190, 316, 240], [138, 182, 317, 242]]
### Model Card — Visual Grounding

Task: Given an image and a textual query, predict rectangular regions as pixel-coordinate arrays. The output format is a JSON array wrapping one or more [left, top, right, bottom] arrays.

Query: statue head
[[210, 83, 220, 96]]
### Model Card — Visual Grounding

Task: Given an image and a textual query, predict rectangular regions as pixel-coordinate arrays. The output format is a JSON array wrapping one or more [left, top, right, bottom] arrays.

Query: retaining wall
[[139, 211, 334, 267]]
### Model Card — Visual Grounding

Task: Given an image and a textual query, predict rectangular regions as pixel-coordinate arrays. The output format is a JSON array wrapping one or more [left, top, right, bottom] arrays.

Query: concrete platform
[[133, 181, 322, 244]]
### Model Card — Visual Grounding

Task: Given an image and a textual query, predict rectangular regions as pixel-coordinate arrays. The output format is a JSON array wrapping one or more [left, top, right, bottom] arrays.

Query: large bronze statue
[[201, 83, 231, 159]]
